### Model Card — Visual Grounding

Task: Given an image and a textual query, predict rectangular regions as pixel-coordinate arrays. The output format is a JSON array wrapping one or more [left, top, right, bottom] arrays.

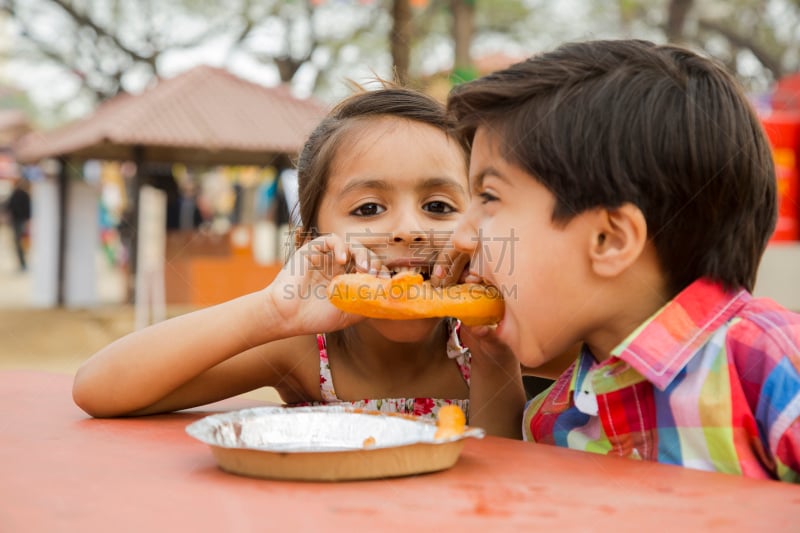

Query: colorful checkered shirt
[[523, 279, 800, 482]]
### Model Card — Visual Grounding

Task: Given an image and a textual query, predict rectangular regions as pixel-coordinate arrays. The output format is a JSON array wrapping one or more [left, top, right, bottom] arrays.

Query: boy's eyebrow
[[470, 167, 501, 192]]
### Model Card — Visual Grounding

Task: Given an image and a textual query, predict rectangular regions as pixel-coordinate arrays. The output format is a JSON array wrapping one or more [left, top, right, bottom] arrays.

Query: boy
[[447, 39, 800, 482]]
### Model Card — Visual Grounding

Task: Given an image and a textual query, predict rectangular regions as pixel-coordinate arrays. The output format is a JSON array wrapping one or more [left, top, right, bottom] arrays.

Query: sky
[[0, 1, 617, 126]]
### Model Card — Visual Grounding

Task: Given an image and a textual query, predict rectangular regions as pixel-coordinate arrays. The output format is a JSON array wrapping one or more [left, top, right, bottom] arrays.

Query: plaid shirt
[[523, 279, 800, 482]]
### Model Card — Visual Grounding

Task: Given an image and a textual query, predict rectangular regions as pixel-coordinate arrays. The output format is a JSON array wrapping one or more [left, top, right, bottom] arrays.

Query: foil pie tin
[[186, 405, 484, 481]]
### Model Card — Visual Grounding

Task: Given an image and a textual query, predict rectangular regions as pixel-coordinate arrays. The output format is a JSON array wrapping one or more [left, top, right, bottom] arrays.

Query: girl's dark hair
[[296, 85, 464, 238], [448, 39, 777, 294]]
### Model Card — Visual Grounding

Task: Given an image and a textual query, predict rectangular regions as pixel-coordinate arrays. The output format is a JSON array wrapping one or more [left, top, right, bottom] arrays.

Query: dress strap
[[316, 333, 338, 401], [446, 319, 471, 386]]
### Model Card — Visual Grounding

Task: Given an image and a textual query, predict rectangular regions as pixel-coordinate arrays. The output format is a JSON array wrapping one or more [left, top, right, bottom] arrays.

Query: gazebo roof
[[14, 65, 328, 166]]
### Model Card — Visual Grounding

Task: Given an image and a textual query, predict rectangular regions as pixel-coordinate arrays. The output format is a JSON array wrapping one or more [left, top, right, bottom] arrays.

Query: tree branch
[[49, 0, 156, 64], [697, 18, 784, 78]]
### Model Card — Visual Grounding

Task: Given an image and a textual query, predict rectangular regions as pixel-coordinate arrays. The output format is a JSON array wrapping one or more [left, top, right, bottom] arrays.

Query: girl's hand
[[263, 234, 387, 336]]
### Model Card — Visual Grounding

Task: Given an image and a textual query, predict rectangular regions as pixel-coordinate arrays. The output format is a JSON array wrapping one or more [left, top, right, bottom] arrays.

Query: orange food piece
[[434, 404, 467, 440], [326, 272, 504, 326]]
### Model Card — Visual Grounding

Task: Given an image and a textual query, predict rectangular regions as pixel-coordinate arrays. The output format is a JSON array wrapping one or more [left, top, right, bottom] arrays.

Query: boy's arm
[[460, 325, 526, 439], [732, 316, 800, 482], [774, 420, 800, 483]]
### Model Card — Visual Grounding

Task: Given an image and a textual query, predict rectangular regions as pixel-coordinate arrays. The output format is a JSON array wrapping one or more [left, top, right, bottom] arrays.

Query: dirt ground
[[0, 305, 282, 403], [0, 305, 136, 374], [0, 222, 281, 404]]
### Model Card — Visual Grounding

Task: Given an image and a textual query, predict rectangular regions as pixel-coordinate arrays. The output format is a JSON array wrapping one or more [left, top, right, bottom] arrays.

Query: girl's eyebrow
[[416, 177, 467, 196], [339, 178, 393, 196], [339, 177, 466, 196]]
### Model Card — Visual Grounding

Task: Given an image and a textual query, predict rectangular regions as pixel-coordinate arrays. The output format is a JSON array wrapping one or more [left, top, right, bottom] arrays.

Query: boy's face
[[454, 127, 595, 367]]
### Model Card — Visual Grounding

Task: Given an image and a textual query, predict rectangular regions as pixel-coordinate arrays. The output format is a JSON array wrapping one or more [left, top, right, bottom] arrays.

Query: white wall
[[754, 243, 800, 311]]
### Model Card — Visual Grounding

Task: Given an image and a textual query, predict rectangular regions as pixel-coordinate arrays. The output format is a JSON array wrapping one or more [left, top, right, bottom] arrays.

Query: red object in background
[[773, 73, 800, 112], [761, 111, 800, 242]]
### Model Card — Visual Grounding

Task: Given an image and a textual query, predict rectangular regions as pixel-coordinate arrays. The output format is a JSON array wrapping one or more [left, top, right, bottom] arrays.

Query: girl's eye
[[478, 191, 498, 204], [424, 201, 456, 214], [351, 203, 385, 216]]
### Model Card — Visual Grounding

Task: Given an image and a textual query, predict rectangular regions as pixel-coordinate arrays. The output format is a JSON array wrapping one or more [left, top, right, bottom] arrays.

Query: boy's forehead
[[471, 126, 506, 159], [468, 127, 505, 179]]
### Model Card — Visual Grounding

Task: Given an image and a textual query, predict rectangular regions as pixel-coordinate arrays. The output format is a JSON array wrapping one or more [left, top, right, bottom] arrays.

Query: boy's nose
[[453, 210, 478, 254]]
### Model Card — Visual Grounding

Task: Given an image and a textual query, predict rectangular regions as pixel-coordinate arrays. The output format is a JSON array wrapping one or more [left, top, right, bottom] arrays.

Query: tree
[[391, 0, 412, 84], [0, 0, 388, 123], [617, 0, 800, 91]]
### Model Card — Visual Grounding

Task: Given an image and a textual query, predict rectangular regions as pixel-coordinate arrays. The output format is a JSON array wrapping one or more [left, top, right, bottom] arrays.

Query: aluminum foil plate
[[186, 405, 485, 481]]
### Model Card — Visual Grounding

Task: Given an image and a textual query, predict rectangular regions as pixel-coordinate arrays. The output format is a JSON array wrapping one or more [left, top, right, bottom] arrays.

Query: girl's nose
[[392, 231, 425, 243], [391, 210, 428, 243]]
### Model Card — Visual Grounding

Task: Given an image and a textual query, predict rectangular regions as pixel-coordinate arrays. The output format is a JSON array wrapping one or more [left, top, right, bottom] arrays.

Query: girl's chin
[[370, 317, 443, 341]]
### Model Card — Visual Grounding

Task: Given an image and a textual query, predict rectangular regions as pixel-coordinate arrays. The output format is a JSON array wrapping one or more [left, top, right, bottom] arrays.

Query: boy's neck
[[585, 259, 671, 363]]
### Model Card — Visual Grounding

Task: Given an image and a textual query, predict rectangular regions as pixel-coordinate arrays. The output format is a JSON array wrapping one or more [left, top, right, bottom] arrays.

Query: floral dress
[[289, 319, 471, 421]]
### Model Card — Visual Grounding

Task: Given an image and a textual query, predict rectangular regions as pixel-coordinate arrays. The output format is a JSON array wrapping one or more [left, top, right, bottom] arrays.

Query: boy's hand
[[430, 248, 471, 288], [460, 323, 526, 439], [460, 324, 517, 366]]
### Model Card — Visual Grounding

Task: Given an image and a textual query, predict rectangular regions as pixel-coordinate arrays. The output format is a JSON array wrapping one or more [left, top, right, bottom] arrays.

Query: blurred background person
[[5, 177, 31, 272]]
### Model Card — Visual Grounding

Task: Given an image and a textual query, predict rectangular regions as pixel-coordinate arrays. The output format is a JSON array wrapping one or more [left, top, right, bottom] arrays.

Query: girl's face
[[454, 127, 593, 367], [316, 117, 469, 339]]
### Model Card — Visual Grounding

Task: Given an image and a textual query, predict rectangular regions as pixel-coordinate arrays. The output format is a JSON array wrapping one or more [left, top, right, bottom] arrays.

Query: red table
[[2, 370, 798, 531]]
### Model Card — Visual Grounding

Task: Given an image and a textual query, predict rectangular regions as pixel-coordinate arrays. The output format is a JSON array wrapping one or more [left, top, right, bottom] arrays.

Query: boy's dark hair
[[296, 84, 465, 236], [448, 39, 777, 294]]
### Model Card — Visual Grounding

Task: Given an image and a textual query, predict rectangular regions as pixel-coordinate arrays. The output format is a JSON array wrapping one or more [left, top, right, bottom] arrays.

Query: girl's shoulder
[[252, 334, 324, 404]]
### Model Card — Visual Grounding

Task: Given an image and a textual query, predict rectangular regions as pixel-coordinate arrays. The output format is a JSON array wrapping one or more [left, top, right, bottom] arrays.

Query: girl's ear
[[588, 203, 648, 278]]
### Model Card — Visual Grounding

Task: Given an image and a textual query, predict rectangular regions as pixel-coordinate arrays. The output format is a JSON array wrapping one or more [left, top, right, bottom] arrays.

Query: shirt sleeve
[[775, 416, 800, 483], [730, 312, 800, 483], [761, 355, 800, 483]]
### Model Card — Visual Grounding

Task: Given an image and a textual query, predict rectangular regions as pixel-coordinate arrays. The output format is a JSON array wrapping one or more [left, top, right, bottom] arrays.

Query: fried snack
[[326, 271, 504, 326], [434, 404, 467, 440]]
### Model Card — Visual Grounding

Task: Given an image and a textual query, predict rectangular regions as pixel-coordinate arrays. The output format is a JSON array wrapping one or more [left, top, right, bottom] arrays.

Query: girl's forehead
[[327, 118, 468, 191]]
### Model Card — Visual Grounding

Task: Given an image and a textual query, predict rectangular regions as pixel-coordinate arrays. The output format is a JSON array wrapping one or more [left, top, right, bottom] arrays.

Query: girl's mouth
[[388, 265, 431, 281]]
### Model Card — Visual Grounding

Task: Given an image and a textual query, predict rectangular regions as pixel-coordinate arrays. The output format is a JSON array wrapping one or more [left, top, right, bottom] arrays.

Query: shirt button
[[574, 382, 599, 416]]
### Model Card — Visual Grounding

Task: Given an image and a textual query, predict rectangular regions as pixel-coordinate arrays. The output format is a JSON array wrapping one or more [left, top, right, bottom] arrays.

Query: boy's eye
[[478, 192, 498, 204], [424, 201, 455, 214], [351, 203, 385, 216]]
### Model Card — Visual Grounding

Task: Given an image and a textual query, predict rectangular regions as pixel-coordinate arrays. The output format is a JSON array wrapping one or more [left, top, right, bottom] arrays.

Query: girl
[[72, 86, 525, 438]]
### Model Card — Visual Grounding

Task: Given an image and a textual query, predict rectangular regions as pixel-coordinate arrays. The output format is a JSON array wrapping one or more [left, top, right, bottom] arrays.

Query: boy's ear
[[588, 203, 648, 278]]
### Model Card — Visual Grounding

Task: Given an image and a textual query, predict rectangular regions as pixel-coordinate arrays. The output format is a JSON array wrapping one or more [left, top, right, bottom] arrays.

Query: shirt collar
[[610, 278, 749, 391]]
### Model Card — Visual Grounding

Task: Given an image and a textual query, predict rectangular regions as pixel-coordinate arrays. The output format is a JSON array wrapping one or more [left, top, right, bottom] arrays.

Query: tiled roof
[[15, 66, 329, 165], [0, 109, 31, 146]]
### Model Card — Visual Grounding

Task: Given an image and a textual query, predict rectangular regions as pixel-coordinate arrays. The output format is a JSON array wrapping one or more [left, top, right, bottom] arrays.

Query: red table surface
[[1, 370, 799, 532]]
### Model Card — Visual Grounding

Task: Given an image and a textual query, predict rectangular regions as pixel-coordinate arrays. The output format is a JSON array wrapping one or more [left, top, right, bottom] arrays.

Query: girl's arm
[[73, 292, 297, 417], [460, 325, 526, 439], [73, 234, 383, 417]]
